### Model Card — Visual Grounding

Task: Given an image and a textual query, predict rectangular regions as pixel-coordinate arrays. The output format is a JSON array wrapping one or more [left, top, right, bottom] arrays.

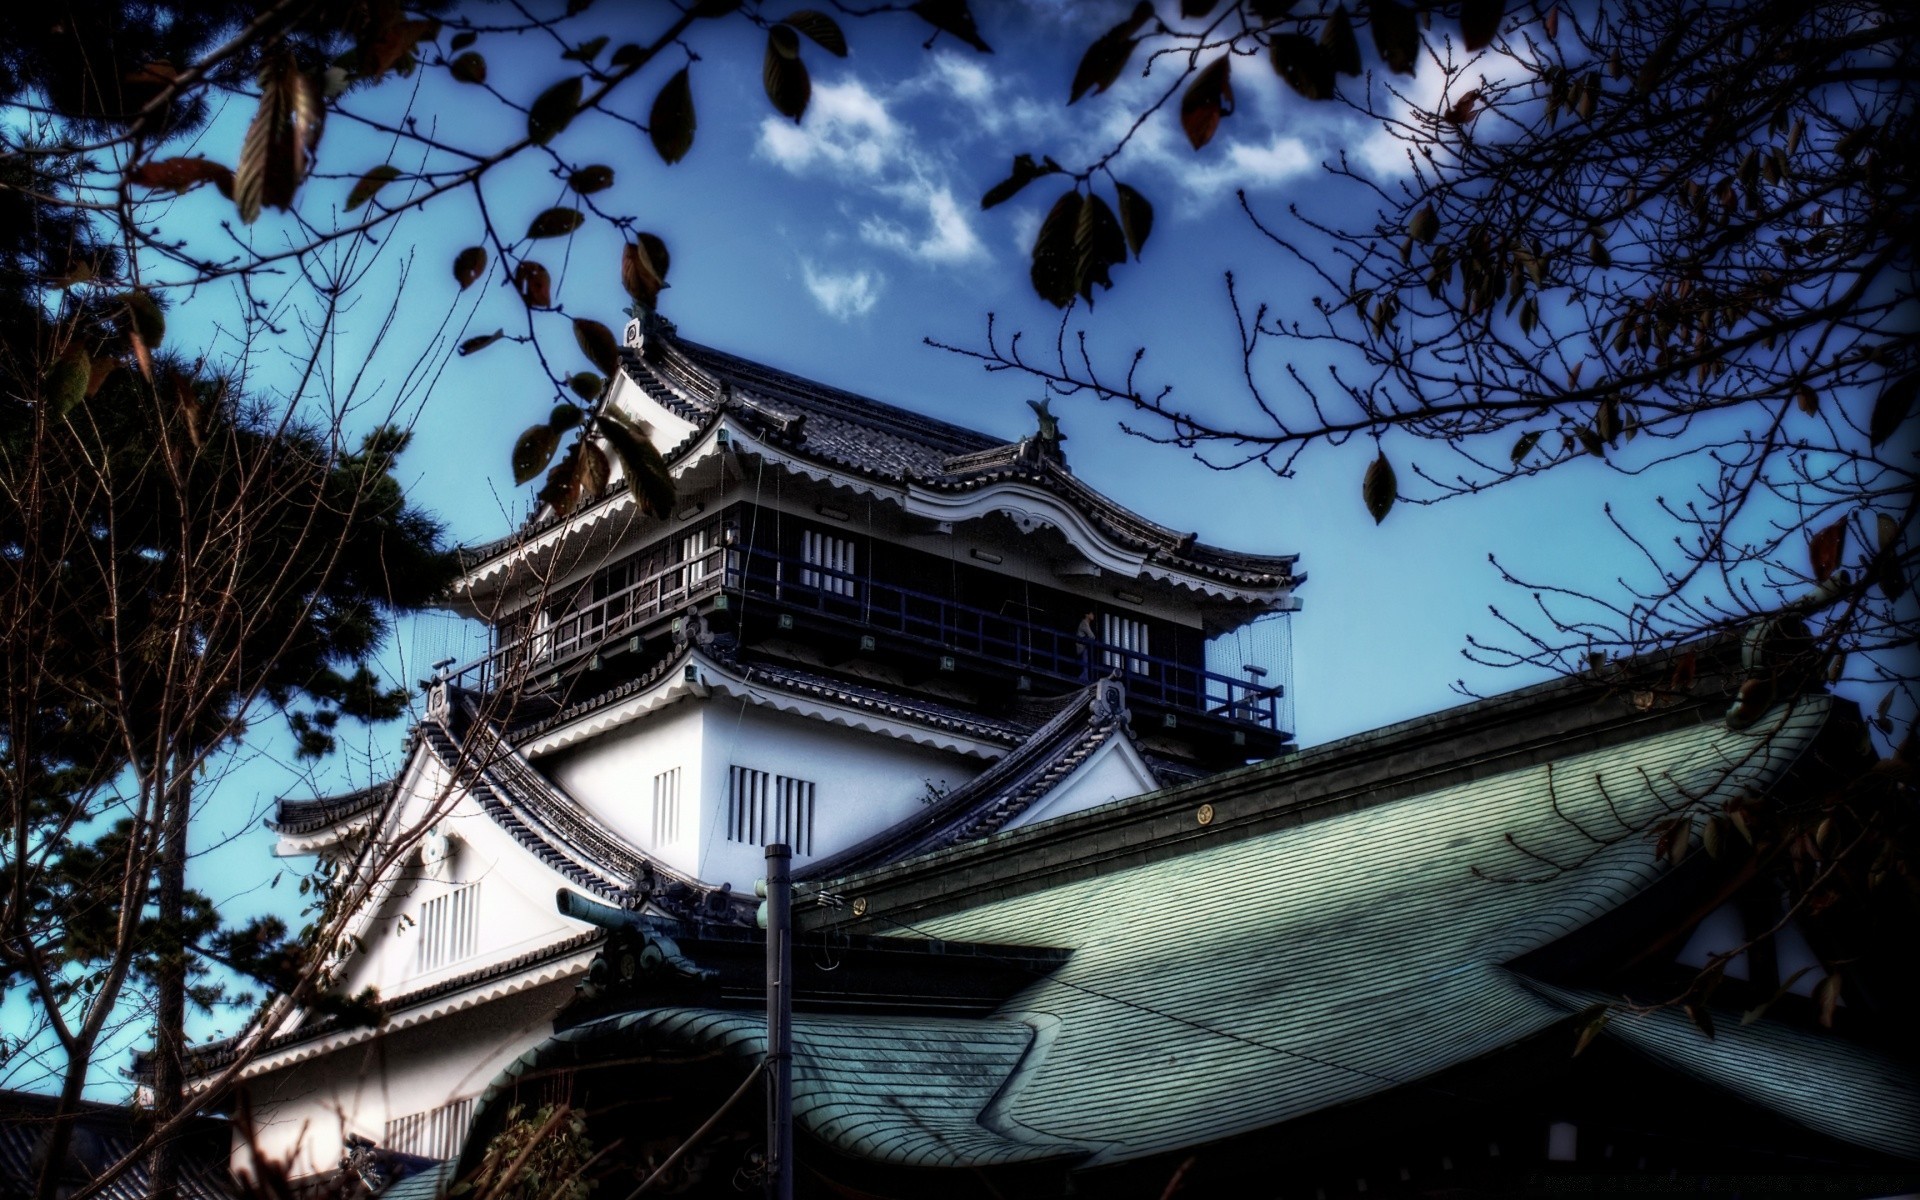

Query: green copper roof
[[896, 696, 1837, 1165], [467, 696, 1881, 1175], [1524, 979, 1920, 1160], [468, 1008, 1084, 1171]]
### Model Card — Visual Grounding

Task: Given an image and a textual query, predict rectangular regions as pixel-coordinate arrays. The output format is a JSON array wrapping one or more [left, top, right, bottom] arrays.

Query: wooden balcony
[[447, 526, 1289, 749]]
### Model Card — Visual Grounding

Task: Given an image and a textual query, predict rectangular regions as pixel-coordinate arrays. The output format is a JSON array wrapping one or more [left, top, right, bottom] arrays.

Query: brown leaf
[[129, 156, 234, 197], [1543, 6, 1559, 38], [1073, 191, 1128, 305], [1684, 1001, 1715, 1040], [528, 77, 583, 145], [1795, 385, 1818, 414], [453, 246, 487, 289], [450, 52, 487, 84], [1459, 0, 1504, 52], [1670, 649, 1697, 692], [982, 153, 1061, 210], [1363, 450, 1396, 524], [538, 442, 586, 516], [1445, 88, 1481, 126], [514, 260, 553, 307], [569, 164, 615, 194], [458, 330, 506, 356], [1408, 204, 1438, 244], [781, 10, 849, 55], [1270, 35, 1334, 101], [1510, 429, 1541, 465], [764, 26, 811, 121], [1029, 190, 1083, 309], [1321, 5, 1362, 77], [1369, 0, 1420, 75], [578, 442, 611, 498], [621, 237, 669, 309], [234, 57, 324, 223], [599, 410, 676, 516], [359, 17, 440, 78], [909, 0, 992, 53], [1869, 371, 1916, 448], [527, 207, 584, 239], [574, 318, 621, 377], [1180, 57, 1233, 150], [346, 164, 401, 209], [1877, 511, 1907, 601], [513, 423, 561, 485], [1071, 2, 1152, 104], [649, 67, 697, 164], [1807, 516, 1846, 582], [1115, 182, 1153, 259], [569, 372, 606, 401]]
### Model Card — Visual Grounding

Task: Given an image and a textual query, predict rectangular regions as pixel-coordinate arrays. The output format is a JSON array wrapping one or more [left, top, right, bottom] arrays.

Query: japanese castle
[[190, 324, 1919, 1198], [214, 320, 1302, 1178]]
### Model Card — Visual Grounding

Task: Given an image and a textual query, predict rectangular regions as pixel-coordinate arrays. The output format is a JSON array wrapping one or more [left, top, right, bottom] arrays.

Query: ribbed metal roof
[[466, 1008, 1085, 1172], [458, 696, 1881, 1177], [1523, 978, 1920, 1160], [905, 697, 1836, 1164]]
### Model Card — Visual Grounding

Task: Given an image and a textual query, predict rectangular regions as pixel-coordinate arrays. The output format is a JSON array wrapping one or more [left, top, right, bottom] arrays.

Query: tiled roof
[[177, 931, 603, 1077], [888, 696, 1844, 1165], [269, 781, 393, 835], [463, 1009, 1086, 1175], [456, 697, 1862, 1177], [644, 338, 1298, 587], [448, 334, 1297, 591], [799, 684, 1122, 880], [0, 1091, 238, 1200], [1521, 978, 1920, 1160]]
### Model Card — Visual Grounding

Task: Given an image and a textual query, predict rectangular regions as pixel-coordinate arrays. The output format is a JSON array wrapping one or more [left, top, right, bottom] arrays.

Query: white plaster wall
[[1002, 736, 1158, 834], [696, 703, 980, 888], [542, 699, 706, 877], [329, 754, 591, 1003], [233, 977, 576, 1178]]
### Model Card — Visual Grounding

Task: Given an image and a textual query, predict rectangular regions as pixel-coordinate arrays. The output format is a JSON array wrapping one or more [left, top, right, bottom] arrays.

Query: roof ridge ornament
[[1026, 397, 1069, 467]]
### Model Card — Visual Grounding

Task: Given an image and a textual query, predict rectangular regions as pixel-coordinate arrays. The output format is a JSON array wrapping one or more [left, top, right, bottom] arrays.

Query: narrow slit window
[[385, 1096, 476, 1160], [728, 766, 815, 855], [652, 767, 682, 847], [416, 881, 481, 973], [800, 531, 856, 597], [1102, 613, 1150, 673]]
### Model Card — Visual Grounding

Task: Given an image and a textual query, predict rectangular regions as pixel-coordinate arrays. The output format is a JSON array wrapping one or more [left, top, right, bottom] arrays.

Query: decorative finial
[[1027, 397, 1067, 453]]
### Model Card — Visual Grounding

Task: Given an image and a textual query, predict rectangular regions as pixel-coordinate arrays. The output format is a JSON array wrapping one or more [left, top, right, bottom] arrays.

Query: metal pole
[[764, 843, 793, 1200]]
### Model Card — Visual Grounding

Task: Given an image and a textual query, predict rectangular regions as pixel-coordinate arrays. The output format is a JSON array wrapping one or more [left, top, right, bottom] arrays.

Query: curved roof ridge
[[798, 683, 1119, 881], [268, 779, 394, 835]]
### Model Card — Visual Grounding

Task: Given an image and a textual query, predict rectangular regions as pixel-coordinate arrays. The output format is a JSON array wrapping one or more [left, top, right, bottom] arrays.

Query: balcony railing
[[727, 547, 1285, 732], [447, 533, 731, 693], [446, 538, 1285, 733]]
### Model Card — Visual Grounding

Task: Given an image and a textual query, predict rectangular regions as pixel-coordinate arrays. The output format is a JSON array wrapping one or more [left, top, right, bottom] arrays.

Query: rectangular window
[[727, 766, 815, 856], [800, 530, 856, 597], [651, 767, 682, 847], [386, 1096, 477, 1161], [416, 881, 480, 973], [681, 526, 719, 587], [1102, 613, 1150, 673]]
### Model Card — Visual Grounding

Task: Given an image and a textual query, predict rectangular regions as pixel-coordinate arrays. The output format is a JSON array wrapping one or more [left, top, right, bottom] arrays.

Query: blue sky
[[15, 2, 1733, 1089]]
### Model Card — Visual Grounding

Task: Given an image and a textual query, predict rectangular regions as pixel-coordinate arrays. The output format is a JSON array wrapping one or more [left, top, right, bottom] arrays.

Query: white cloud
[[1180, 135, 1317, 195], [801, 261, 883, 321], [758, 76, 989, 268], [757, 80, 902, 176], [862, 182, 984, 264]]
